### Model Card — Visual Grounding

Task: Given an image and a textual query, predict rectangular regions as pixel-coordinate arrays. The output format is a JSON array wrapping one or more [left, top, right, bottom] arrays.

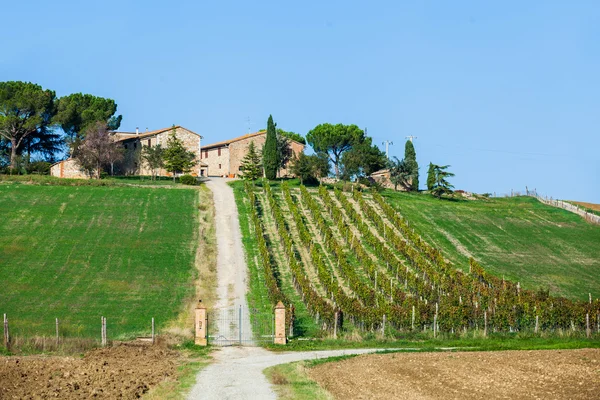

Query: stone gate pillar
[[195, 301, 208, 346], [274, 301, 286, 345]]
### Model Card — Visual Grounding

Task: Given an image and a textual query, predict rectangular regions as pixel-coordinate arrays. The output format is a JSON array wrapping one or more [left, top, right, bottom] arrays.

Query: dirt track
[[309, 348, 600, 400], [0, 343, 178, 399]]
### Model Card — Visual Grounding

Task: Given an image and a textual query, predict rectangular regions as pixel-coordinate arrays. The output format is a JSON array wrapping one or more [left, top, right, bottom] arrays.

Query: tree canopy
[[141, 144, 165, 180], [426, 162, 436, 191], [163, 127, 196, 180], [291, 152, 330, 184], [55, 93, 122, 140], [429, 164, 455, 199], [263, 115, 279, 180], [240, 141, 262, 181], [0, 81, 57, 169], [277, 129, 306, 145], [404, 140, 419, 191], [388, 156, 413, 191], [74, 122, 122, 179], [340, 138, 387, 180], [306, 123, 365, 178]]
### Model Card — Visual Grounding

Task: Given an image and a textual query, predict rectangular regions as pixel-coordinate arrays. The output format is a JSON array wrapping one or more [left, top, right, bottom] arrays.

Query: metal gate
[[208, 306, 274, 346]]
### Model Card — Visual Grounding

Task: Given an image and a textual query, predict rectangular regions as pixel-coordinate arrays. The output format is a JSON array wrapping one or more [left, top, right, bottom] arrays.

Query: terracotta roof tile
[[202, 131, 267, 149]]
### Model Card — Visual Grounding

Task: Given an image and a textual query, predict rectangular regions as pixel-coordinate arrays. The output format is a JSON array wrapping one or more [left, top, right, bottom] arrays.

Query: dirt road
[[204, 178, 253, 343], [189, 179, 386, 399], [187, 347, 385, 400]]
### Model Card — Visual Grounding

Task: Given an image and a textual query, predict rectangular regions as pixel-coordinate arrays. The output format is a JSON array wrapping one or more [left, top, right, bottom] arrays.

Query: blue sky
[[2, 1, 599, 201]]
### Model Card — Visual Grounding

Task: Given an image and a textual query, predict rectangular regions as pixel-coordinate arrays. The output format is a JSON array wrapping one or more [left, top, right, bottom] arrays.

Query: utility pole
[[405, 135, 418, 143], [382, 140, 394, 159]]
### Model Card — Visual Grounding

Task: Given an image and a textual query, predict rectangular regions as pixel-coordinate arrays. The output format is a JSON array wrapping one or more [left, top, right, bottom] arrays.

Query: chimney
[[136, 127, 139, 135]]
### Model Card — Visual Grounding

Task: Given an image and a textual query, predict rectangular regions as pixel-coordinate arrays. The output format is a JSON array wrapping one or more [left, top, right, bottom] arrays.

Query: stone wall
[[50, 159, 91, 179], [229, 135, 267, 177], [201, 145, 230, 177], [121, 127, 202, 176], [228, 134, 304, 178]]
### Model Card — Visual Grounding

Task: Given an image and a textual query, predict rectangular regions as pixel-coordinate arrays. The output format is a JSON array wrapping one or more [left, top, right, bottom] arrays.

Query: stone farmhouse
[[51, 126, 206, 179], [201, 131, 305, 177]]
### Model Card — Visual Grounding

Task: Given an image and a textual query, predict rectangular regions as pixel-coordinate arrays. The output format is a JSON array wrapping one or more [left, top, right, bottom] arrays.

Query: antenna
[[405, 135, 418, 143], [382, 140, 394, 159], [246, 117, 254, 134]]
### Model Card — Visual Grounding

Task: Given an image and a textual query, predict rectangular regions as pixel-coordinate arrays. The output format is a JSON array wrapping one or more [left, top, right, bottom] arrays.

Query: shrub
[[179, 174, 197, 185], [26, 161, 51, 175]]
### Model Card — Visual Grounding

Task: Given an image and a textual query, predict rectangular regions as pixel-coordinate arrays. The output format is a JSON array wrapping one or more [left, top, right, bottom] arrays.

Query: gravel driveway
[[188, 178, 388, 399]]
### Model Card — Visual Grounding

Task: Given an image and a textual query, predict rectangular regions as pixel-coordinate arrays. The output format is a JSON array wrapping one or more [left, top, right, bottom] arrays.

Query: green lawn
[[0, 183, 200, 339], [382, 192, 600, 301]]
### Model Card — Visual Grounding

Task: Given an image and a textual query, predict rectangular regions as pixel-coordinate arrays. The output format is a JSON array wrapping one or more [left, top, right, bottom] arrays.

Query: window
[[204, 150, 208, 158], [218, 148, 221, 156], [218, 164, 221, 169], [133, 142, 137, 149], [147, 139, 151, 147]]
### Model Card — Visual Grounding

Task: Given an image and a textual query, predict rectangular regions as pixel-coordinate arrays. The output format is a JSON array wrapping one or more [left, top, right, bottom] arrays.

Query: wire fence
[[2, 313, 158, 354], [492, 188, 600, 225]]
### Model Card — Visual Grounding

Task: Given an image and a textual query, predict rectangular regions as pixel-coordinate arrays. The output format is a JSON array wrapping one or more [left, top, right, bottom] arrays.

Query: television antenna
[[406, 135, 418, 143], [382, 140, 394, 159]]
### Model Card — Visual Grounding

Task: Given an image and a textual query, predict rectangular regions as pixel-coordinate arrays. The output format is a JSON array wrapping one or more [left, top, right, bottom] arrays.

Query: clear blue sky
[[2, 1, 599, 202]]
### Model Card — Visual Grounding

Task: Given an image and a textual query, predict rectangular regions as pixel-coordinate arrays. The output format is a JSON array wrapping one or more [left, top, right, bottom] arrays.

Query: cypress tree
[[263, 115, 279, 180], [427, 162, 436, 191], [404, 140, 419, 191]]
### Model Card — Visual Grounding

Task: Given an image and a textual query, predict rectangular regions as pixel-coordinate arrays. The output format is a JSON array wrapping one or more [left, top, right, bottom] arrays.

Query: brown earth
[[309, 349, 600, 400], [570, 201, 600, 212], [0, 343, 178, 399]]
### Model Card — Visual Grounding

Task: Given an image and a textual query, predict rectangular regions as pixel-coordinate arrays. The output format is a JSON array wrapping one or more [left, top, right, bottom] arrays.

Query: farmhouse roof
[[202, 130, 306, 150], [371, 168, 390, 176], [112, 126, 203, 142], [202, 131, 267, 149]]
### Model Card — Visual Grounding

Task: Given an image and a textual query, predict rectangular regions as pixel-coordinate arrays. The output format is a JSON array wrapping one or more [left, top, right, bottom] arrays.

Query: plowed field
[[309, 349, 600, 400], [0, 343, 178, 399]]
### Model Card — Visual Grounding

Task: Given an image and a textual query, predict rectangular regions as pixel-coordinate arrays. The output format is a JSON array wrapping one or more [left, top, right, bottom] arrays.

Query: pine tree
[[240, 141, 262, 181], [163, 127, 196, 181], [404, 140, 419, 191], [263, 115, 279, 180], [430, 164, 455, 199], [426, 162, 436, 191]]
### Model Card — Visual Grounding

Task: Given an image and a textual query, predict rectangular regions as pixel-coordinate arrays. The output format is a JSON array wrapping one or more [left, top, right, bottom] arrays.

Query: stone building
[[50, 126, 206, 178], [201, 131, 305, 177]]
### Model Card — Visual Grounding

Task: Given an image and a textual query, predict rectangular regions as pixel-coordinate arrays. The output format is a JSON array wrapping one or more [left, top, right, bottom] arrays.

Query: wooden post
[[586, 314, 591, 338], [152, 318, 155, 345], [433, 303, 438, 338], [274, 301, 286, 345], [101, 317, 107, 347], [535, 315, 539, 334], [333, 311, 338, 339], [411, 305, 415, 330], [382, 314, 386, 336], [3, 314, 9, 350], [56, 318, 59, 346], [194, 302, 207, 346], [484, 311, 488, 337]]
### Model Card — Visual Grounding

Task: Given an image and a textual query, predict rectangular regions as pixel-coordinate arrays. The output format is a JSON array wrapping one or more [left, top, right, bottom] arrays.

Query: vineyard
[[237, 181, 600, 338]]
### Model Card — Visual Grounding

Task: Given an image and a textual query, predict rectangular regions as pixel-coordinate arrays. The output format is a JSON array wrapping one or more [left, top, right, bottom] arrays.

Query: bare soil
[[571, 201, 600, 212], [309, 348, 600, 400], [0, 343, 178, 399]]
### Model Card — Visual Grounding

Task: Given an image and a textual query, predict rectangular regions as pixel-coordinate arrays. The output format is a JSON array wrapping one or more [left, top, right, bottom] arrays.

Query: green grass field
[[382, 192, 600, 300], [0, 182, 201, 339]]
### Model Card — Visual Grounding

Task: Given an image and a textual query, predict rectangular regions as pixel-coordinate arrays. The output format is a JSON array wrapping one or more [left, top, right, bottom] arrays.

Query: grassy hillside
[[382, 192, 600, 300], [0, 183, 202, 339], [235, 180, 598, 341]]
